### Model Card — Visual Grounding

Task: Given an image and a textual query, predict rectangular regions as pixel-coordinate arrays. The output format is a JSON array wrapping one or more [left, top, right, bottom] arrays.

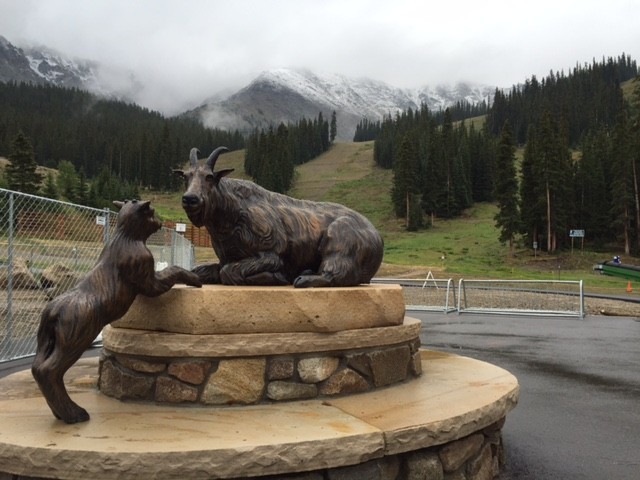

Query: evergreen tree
[[56, 160, 80, 202], [41, 171, 58, 199], [88, 166, 139, 208], [156, 122, 174, 190], [6, 130, 42, 194], [520, 125, 543, 249], [77, 168, 89, 206], [439, 109, 458, 218], [493, 121, 520, 253], [609, 110, 635, 254], [629, 79, 640, 253], [523, 110, 572, 252], [244, 129, 260, 178], [319, 112, 330, 152], [330, 111, 337, 143], [273, 123, 294, 193], [453, 121, 473, 213], [469, 124, 495, 202], [574, 129, 611, 247], [392, 134, 422, 229]]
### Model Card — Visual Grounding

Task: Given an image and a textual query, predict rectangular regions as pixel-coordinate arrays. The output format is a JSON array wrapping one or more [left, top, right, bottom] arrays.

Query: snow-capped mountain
[[191, 68, 495, 140], [1, 35, 495, 141], [0, 35, 94, 88], [0, 35, 140, 100]]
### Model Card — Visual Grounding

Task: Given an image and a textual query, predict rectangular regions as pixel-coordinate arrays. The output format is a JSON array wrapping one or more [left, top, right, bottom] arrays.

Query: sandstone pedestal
[[0, 351, 519, 480], [100, 284, 421, 405], [0, 284, 520, 479]]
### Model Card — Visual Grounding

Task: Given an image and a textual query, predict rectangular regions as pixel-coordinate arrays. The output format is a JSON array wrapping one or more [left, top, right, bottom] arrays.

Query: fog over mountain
[[0, 35, 142, 100], [0, 36, 494, 140], [190, 68, 494, 140]]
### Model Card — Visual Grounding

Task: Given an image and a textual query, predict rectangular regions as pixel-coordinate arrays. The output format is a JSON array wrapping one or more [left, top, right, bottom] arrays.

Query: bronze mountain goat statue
[[32, 200, 202, 424], [175, 147, 384, 287]]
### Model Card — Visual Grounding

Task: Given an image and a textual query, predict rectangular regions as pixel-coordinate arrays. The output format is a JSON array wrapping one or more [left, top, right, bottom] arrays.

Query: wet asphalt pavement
[[413, 310, 640, 480]]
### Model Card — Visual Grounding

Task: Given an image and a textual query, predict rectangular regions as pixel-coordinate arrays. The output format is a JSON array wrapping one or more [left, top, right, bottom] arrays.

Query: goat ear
[[214, 169, 234, 183], [172, 169, 185, 177], [113, 200, 125, 210]]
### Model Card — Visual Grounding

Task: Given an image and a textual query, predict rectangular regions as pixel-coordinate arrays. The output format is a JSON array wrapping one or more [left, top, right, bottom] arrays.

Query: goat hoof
[[61, 407, 90, 424], [294, 275, 331, 288]]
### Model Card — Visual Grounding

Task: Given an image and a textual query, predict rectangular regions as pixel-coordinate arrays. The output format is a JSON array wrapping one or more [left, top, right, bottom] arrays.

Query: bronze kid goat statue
[[175, 147, 384, 287], [32, 200, 202, 424]]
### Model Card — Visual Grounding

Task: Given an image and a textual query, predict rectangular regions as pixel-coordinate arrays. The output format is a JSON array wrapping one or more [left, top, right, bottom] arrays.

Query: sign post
[[569, 230, 585, 254]]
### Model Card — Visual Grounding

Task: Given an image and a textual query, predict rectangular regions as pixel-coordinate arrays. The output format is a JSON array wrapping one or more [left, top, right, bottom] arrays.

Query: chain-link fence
[[0, 188, 195, 363]]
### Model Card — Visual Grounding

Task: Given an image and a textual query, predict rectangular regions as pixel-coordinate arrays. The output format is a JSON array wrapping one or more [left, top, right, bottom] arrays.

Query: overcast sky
[[1, 0, 639, 114]]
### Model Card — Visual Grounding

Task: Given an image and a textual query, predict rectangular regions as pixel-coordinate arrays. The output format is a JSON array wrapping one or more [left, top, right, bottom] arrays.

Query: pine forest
[[1, 54, 640, 255], [368, 54, 640, 255]]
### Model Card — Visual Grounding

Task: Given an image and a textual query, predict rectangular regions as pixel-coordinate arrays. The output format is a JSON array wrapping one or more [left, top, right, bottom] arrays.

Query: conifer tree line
[[375, 54, 640, 255], [485, 54, 637, 145], [244, 112, 335, 193], [353, 99, 488, 142], [0, 81, 244, 206], [376, 106, 495, 230]]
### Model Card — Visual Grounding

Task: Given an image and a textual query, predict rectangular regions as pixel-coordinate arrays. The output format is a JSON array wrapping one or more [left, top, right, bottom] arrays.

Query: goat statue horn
[[189, 148, 200, 168], [206, 147, 230, 170]]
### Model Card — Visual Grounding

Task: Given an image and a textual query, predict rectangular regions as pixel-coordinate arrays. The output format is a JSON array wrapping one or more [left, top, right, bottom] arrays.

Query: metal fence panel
[[376, 276, 585, 317], [373, 277, 457, 313], [0, 189, 195, 363], [456, 279, 585, 317]]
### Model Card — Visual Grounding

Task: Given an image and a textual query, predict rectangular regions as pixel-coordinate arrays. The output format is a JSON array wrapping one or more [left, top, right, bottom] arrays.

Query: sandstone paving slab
[[0, 351, 519, 479], [113, 284, 405, 334], [326, 350, 520, 456], [103, 317, 421, 357], [0, 359, 383, 479]]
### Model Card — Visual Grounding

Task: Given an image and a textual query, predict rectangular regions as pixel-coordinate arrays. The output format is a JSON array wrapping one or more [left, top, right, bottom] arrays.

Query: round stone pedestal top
[[113, 283, 405, 334], [0, 351, 519, 479]]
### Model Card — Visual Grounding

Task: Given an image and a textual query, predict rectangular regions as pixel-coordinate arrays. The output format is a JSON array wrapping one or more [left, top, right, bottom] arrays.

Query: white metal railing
[[375, 275, 585, 317], [374, 275, 457, 313], [456, 279, 585, 317]]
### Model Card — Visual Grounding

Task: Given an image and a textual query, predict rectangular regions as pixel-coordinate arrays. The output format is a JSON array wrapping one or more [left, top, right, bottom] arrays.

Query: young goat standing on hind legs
[[32, 200, 202, 424]]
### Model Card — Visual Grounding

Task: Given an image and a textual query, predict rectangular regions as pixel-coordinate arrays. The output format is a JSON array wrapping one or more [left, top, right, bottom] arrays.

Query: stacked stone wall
[[99, 337, 422, 405]]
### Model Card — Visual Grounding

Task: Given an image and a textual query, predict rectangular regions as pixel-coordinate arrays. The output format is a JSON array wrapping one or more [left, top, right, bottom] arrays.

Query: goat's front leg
[[192, 263, 222, 284], [220, 253, 287, 286], [139, 265, 202, 297]]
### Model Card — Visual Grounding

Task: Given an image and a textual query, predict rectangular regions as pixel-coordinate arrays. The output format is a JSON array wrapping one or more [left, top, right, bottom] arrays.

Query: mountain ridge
[[191, 68, 495, 140], [0, 35, 495, 140]]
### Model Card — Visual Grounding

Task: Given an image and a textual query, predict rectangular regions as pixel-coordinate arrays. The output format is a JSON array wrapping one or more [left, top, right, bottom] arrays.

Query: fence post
[[457, 278, 465, 314], [171, 229, 177, 266], [102, 208, 111, 245], [4, 193, 15, 355]]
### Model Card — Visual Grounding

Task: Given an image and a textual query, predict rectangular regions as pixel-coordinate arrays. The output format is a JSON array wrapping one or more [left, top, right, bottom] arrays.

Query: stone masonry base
[[98, 337, 422, 405]]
